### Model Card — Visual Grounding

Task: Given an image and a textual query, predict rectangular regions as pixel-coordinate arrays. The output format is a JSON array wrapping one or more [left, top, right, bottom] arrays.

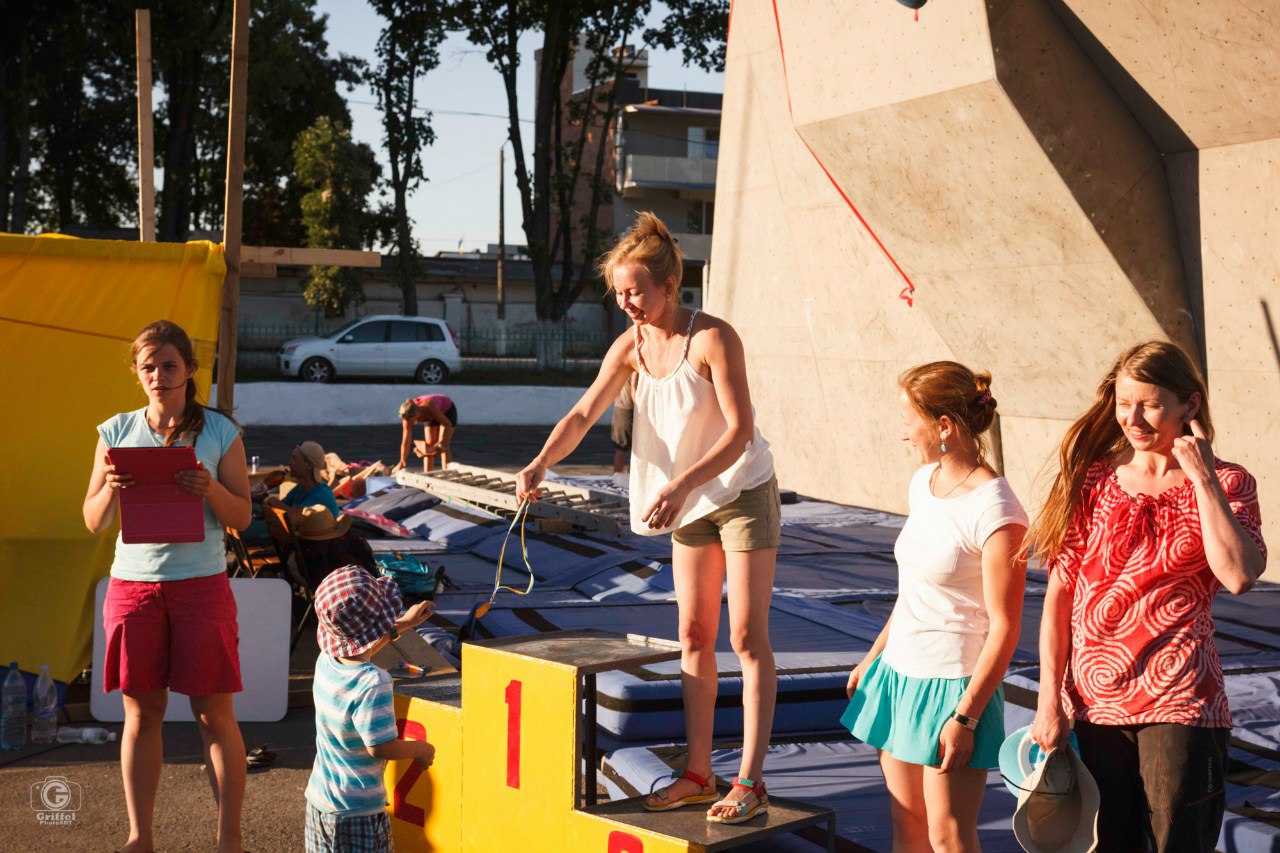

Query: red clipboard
[[107, 446, 206, 544]]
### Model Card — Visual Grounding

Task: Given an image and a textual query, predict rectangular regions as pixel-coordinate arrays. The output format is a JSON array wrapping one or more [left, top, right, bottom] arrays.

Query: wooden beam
[[135, 10, 156, 241], [215, 0, 250, 412], [239, 245, 383, 268], [240, 261, 277, 278]]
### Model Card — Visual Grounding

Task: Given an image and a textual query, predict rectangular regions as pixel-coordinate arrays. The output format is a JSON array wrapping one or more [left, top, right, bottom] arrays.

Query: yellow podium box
[[385, 630, 836, 853]]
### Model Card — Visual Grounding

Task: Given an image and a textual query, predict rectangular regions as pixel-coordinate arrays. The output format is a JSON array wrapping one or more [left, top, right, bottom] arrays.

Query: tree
[[293, 116, 381, 315], [151, 0, 364, 244], [0, 0, 136, 233], [367, 0, 447, 316], [446, 0, 728, 363], [0, 0, 366, 242]]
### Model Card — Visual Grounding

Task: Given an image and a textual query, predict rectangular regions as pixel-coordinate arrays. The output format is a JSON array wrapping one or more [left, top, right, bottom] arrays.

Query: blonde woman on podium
[[517, 212, 779, 824]]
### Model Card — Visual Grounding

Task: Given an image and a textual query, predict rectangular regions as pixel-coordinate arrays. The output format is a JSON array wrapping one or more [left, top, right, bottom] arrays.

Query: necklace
[[641, 308, 686, 378], [932, 462, 979, 498]]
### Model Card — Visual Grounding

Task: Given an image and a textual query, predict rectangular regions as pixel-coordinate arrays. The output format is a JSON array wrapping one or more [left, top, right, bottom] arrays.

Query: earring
[[941, 441, 948, 454]]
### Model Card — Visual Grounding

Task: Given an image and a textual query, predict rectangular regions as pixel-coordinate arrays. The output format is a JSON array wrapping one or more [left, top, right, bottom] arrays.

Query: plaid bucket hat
[[315, 565, 403, 658]]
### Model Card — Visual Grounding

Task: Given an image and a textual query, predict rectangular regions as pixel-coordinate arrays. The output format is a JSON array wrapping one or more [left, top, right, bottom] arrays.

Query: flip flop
[[246, 745, 276, 768]]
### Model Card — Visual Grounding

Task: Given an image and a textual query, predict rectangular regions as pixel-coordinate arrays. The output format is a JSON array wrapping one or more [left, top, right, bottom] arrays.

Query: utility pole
[[497, 142, 505, 321]]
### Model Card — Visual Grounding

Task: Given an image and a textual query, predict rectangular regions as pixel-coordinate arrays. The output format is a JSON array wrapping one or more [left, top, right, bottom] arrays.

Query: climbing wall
[[711, 0, 1278, 573]]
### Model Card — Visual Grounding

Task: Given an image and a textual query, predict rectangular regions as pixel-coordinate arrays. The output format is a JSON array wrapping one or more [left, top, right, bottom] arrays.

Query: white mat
[[90, 577, 292, 722]]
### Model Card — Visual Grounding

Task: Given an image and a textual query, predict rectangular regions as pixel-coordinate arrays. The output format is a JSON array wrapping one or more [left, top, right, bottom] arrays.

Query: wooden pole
[[135, 10, 156, 241], [215, 0, 250, 412]]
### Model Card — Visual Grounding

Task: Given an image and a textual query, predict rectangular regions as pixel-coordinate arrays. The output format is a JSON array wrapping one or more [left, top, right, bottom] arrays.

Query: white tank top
[[629, 310, 775, 536]]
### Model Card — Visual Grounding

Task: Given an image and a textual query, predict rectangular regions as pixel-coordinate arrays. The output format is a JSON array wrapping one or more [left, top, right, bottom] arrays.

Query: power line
[[419, 160, 499, 190], [347, 98, 718, 147]]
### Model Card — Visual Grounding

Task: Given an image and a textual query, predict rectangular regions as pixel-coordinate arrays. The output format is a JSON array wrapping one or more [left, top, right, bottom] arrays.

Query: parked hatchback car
[[277, 315, 462, 384]]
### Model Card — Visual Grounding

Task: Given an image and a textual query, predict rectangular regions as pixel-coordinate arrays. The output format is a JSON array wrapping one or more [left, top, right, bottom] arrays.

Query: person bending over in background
[[392, 393, 456, 474]]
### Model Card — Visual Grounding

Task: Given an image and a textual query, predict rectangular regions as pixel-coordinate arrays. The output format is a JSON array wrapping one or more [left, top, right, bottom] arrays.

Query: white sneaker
[[611, 472, 628, 490]]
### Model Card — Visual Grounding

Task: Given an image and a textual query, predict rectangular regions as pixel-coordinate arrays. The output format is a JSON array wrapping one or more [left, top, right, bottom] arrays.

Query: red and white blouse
[[1052, 459, 1267, 728]]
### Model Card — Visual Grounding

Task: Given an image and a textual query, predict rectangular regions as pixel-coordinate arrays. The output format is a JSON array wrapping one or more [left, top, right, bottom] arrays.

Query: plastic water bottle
[[32, 666, 57, 744], [56, 726, 117, 745], [1, 662, 26, 750]]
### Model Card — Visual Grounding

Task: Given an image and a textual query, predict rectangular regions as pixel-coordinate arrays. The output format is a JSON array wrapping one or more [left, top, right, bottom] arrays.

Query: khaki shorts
[[672, 475, 781, 551]]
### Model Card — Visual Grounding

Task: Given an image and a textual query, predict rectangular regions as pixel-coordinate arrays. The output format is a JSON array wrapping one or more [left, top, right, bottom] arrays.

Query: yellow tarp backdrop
[[0, 234, 225, 683]]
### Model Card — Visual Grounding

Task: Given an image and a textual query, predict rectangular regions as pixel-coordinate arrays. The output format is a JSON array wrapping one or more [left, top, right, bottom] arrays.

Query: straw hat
[[1012, 746, 1100, 853], [315, 565, 403, 658], [295, 505, 352, 540]]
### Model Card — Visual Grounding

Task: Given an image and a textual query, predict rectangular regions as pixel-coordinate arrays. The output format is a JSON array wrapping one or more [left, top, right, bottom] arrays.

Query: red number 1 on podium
[[505, 679, 521, 788]]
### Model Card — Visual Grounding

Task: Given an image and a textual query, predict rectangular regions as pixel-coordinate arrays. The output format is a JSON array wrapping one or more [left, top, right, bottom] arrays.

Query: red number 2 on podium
[[392, 718, 428, 827], [608, 830, 644, 852], [505, 679, 522, 788]]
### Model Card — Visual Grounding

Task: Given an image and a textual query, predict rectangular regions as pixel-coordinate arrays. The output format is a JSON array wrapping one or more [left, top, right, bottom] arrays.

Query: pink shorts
[[102, 573, 243, 697]]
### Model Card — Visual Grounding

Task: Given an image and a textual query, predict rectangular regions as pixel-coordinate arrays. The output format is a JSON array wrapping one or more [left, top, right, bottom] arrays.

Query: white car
[[277, 315, 463, 384]]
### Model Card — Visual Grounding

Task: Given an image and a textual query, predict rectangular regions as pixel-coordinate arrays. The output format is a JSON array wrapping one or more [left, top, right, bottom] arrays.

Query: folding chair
[[225, 525, 280, 578], [263, 505, 320, 652]]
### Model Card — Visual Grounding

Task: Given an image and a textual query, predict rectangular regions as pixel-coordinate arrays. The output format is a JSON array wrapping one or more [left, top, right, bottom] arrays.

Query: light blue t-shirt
[[306, 654, 398, 816], [282, 482, 340, 517], [98, 407, 241, 582]]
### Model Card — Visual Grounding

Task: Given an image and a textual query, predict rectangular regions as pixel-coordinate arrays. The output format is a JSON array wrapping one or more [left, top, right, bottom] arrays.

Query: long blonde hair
[[1028, 341, 1212, 562]]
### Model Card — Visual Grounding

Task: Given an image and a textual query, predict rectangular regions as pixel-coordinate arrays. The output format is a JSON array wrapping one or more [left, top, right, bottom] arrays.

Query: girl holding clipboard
[[83, 320, 252, 853]]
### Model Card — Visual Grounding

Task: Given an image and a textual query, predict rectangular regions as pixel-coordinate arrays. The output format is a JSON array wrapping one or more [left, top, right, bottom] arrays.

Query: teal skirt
[[839, 656, 1004, 769]]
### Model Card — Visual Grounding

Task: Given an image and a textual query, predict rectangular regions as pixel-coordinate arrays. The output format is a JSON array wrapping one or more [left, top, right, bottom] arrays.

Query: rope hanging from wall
[[762, 0, 919, 306]]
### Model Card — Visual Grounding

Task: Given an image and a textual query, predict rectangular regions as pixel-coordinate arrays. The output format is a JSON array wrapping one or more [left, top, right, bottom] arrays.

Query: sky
[[311, 1, 725, 254]]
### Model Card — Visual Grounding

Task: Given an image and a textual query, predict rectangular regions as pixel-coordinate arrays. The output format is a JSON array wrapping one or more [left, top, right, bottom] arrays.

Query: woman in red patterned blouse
[[1029, 341, 1267, 853]]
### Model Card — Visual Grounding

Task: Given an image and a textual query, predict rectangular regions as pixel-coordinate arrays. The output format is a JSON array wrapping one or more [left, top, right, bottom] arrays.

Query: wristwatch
[[951, 712, 979, 731]]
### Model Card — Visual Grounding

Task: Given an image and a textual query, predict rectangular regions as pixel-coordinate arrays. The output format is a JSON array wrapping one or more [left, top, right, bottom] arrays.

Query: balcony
[[671, 232, 712, 260], [620, 154, 718, 196]]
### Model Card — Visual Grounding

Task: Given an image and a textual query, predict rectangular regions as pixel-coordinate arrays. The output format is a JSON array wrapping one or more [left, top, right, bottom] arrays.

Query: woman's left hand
[[643, 479, 692, 530], [175, 462, 212, 497], [1172, 419, 1216, 490], [937, 720, 975, 772]]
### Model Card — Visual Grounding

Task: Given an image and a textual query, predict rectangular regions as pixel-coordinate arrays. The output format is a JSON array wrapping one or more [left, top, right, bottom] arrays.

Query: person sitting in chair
[[260, 441, 340, 522]]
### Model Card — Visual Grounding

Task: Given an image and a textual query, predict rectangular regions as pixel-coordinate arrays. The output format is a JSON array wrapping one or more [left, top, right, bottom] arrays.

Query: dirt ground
[[0, 423, 615, 852]]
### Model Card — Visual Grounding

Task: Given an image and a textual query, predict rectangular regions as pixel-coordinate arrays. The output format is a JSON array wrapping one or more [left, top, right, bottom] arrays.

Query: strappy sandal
[[706, 776, 768, 824], [643, 769, 718, 812]]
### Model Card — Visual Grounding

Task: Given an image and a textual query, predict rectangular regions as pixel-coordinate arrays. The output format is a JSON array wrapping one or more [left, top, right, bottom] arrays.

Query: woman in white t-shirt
[[840, 362, 1028, 852]]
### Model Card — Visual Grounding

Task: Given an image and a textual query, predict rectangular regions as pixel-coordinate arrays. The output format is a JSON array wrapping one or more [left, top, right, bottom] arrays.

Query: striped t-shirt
[[305, 654, 398, 816]]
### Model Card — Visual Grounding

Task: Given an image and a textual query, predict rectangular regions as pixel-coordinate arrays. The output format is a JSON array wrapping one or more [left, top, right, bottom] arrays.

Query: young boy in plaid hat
[[305, 565, 435, 852]]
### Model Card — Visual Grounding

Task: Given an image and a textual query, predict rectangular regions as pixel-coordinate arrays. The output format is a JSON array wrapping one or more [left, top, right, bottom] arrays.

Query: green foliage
[[293, 116, 381, 315], [366, 0, 448, 315], [0, 0, 136, 232], [0, 0, 368, 244], [444, 0, 729, 323]]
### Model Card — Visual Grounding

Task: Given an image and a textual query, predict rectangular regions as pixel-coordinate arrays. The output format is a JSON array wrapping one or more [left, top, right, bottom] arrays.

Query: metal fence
[[236, 320, 609, 376]]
